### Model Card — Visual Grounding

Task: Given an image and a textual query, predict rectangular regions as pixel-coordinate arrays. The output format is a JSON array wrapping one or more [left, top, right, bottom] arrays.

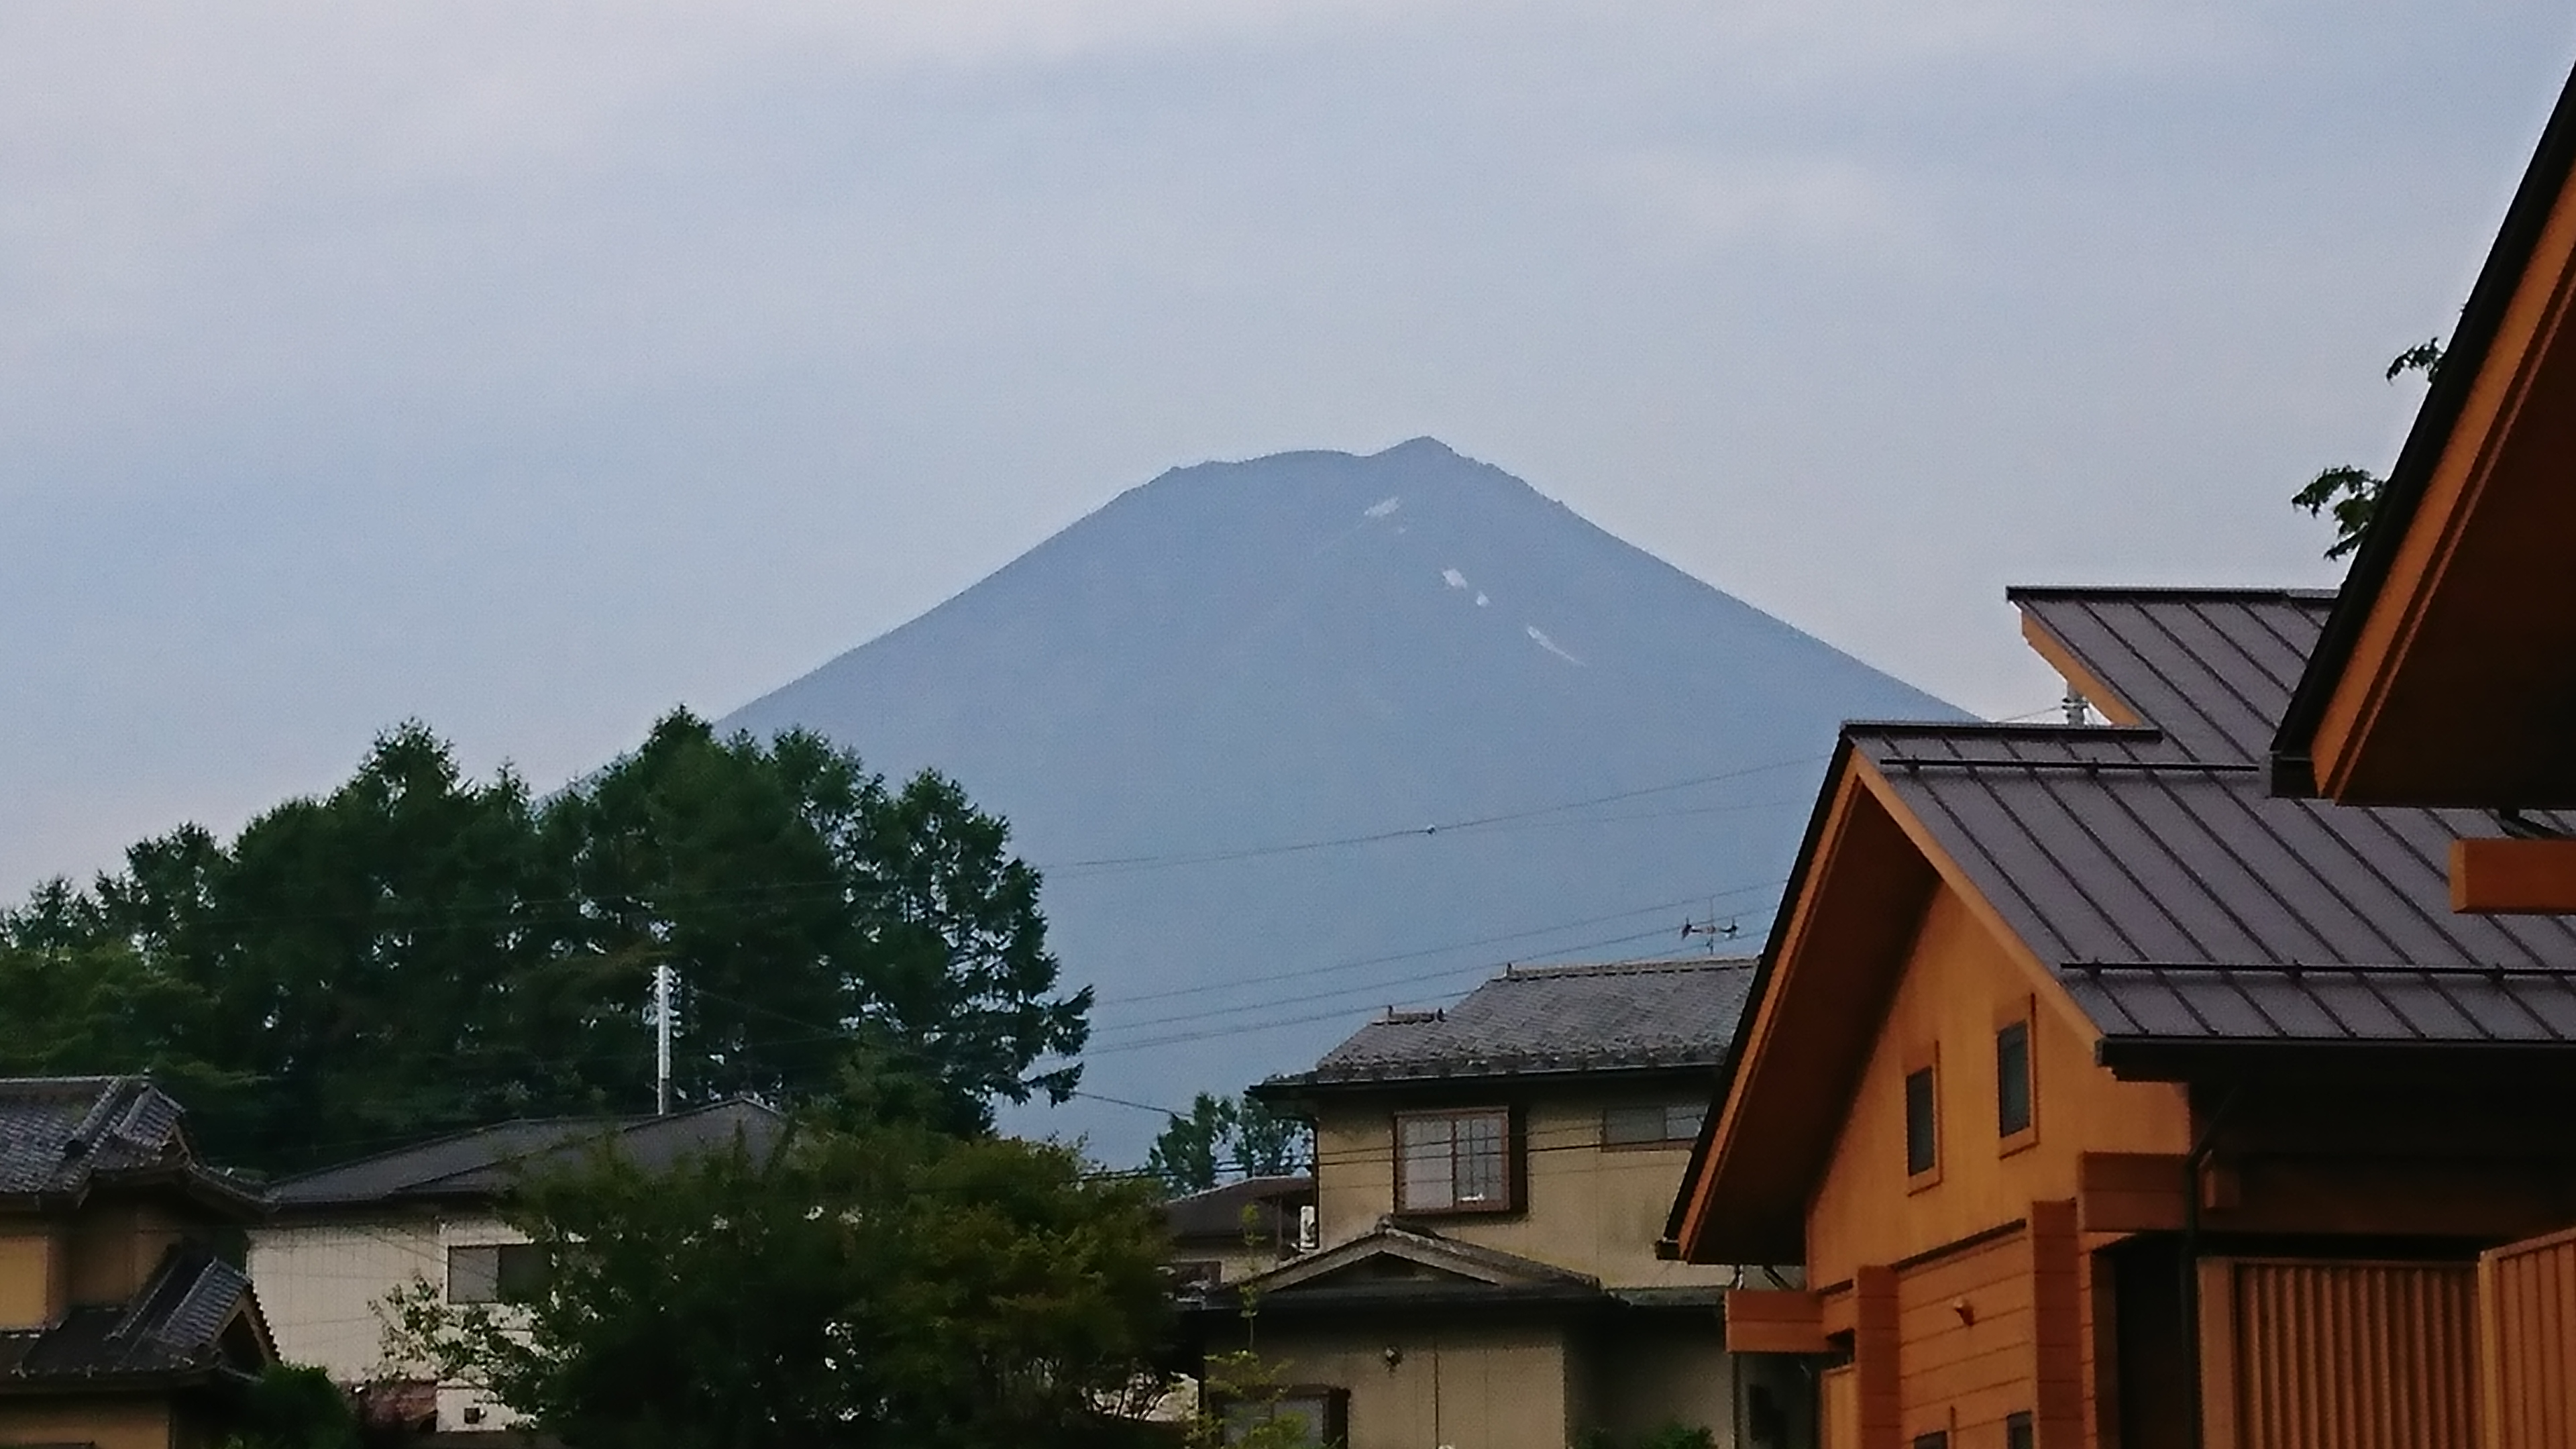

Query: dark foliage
[[0, 712, 1087, 1169], [2293, 337, 2445, 560], [386, 1102, 1175, 1449]]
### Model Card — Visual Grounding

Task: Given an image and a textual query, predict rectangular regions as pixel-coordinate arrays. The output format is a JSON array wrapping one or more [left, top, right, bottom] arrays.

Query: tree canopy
[[0, 712, 1088, 1169], [384, 1102, 1175, 1449], [1144, 1091, 1311, 1195]]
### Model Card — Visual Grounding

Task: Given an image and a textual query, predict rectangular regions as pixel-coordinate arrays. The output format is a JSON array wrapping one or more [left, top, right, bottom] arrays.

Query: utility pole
[[654, 961, 674, 1117]]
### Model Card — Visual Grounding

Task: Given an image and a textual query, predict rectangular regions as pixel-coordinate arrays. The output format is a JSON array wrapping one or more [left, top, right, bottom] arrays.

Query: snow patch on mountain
[[1525, 625, 1585, 665]]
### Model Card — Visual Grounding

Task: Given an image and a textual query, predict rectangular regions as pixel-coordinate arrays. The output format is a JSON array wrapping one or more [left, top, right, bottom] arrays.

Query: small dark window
[[1912, 1434, 1949, 1449], [2006, 1413, 2035, 1449], [1904, 1066, 1937, 1177], [1997, 1019, 2033, 1138], [1603, 1100, 1703, 1146], [447, 1243, 548, 1305]]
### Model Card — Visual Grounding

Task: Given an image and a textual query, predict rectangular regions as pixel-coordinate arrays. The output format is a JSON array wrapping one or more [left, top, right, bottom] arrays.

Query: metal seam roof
[[1847, 590, 2576, 1053]]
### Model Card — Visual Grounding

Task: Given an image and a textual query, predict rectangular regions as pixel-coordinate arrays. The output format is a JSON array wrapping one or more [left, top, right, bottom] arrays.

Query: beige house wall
[[0, 1223, 62, 1330], [64, 1200, 198, 1309], [1585, 1313, 1737, 1443], [1313, 1086, 1737, 1291], [0, 1395, 172, 1449], [1259, 1321, 1572, 1449]]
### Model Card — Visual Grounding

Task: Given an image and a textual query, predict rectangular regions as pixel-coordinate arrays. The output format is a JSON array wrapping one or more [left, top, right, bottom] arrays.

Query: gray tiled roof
[[1856, 588, 2576, 1057], [0, 1077, 207, 1201], [0, 1246, 258, 1385], [272, 1097, 785, 1209], [1265, 959, 1754, 1089]]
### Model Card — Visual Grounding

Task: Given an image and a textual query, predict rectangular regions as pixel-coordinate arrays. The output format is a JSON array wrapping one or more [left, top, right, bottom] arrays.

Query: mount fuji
[[720, 439, 1962, 1157]]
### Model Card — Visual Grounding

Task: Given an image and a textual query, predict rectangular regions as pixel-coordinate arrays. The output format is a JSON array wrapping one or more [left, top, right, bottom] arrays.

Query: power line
[[1043, 752, 1832, 879], [1095, 876, 1784, 1014]]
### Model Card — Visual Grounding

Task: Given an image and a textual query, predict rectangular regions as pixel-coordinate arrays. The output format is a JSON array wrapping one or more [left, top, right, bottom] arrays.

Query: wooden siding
[[2203, 1258, 2479, 1449], [2479, 1224, 2576, 1449], [1856, 1265, 1900, 1449], [1824, 1364, 1859, 1449], [1727, 1288, 1828, 1354], [1896, 1230, 2033, 1446], [1807, 881, 2189, 1287], [2028, 1203, 2082, 1448]]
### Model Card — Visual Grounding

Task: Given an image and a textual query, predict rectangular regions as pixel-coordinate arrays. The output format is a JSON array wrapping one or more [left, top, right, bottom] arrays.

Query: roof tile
[[1266, 959, 1752, 1089]]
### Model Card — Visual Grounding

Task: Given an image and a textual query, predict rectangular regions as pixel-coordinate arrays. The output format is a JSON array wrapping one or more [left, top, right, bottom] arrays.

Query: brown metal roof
[[1854, 587, 2576, 1064], [2012, 587, 2332, 765]]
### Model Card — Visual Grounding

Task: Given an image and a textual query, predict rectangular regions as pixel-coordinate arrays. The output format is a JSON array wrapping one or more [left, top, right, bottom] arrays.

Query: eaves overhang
[[2275, 59, 2576, 805], [1665, 735, 1898, 1268], [2098, 1034, 2576, 1081]]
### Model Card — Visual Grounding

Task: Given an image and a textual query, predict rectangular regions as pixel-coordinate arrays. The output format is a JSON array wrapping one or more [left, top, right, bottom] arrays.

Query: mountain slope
[[720, 439, 1960, 1155]]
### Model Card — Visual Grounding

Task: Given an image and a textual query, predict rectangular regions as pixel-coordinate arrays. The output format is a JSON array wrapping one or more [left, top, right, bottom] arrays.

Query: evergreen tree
[[0, 712, 1087, 1169]]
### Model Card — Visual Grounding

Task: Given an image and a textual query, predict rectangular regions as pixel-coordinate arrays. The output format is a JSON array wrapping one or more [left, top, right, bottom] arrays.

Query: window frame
[[445, 1242, 547, 1306], [1391, 1106, 1517, 1216], [1902, 1045, 1941, 1191], [1216, 1383, 1348, 1446], [1995, 996, 2039, 1155], [1599, 1099, 1704, 1150]]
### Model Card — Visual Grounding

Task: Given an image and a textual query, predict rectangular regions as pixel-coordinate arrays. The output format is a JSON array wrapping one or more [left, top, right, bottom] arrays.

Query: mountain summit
[[721, 439, 1958, 1153]]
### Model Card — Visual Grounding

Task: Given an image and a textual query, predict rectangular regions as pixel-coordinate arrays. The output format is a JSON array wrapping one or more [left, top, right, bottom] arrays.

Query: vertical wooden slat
[[2197, 1259, 2240, 1449], [2479, 1225, 2576, 1449], [2212, 1258, 2479, 1449], [1823, 1364, 1859, 1449]]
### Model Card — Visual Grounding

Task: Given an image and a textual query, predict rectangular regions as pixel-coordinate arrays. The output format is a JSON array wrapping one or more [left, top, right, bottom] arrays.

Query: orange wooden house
[[2269, 51, 2576, 1449], [1661, 584, 2576, 1449]]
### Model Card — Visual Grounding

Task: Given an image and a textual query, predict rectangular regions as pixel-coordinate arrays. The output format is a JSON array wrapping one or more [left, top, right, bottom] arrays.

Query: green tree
[[385, 1106, 1175, 1449], [2294, 337, 2445, 559], [1147, 1093, 1238, 1194], [1185, 1351, 1332, 1449], [1, 711, 1087, 1169], [1146, 1093, 1312, 1194], [1231, 1095, 1307, 1178], [556, 714, 1087, 1134], [222, 1363, 363, 1449]]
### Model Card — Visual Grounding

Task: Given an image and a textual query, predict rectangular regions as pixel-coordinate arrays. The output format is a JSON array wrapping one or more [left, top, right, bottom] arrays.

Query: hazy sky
[[5, 2, 2570, 899]]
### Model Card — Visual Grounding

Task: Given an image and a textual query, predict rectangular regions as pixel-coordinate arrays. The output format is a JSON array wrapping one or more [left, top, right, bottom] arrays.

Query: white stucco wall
[[248, 1213, 531, 1432]]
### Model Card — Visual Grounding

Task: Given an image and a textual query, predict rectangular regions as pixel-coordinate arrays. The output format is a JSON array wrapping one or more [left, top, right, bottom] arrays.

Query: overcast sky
[[5, 1, 2571, 898]]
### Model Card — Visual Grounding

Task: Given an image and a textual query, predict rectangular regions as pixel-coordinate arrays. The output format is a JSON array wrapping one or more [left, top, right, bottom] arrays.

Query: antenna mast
[[654, 962, 674, 1116]]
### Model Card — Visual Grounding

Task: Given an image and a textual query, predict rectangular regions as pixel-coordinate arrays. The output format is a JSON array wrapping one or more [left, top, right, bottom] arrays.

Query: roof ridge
[[1874, 755, 2263, 775], [2004, 584, 2338, 603], [1847, 720, 2163, 739], [274, 1111, 647, 1189], [1501, 957, 1754, 979]]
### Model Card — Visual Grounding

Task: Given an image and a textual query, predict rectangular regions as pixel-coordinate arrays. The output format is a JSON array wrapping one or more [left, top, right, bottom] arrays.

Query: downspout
[[2180, 1083, 2240, 1449], [1727, 1270, 1746, 1449]]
